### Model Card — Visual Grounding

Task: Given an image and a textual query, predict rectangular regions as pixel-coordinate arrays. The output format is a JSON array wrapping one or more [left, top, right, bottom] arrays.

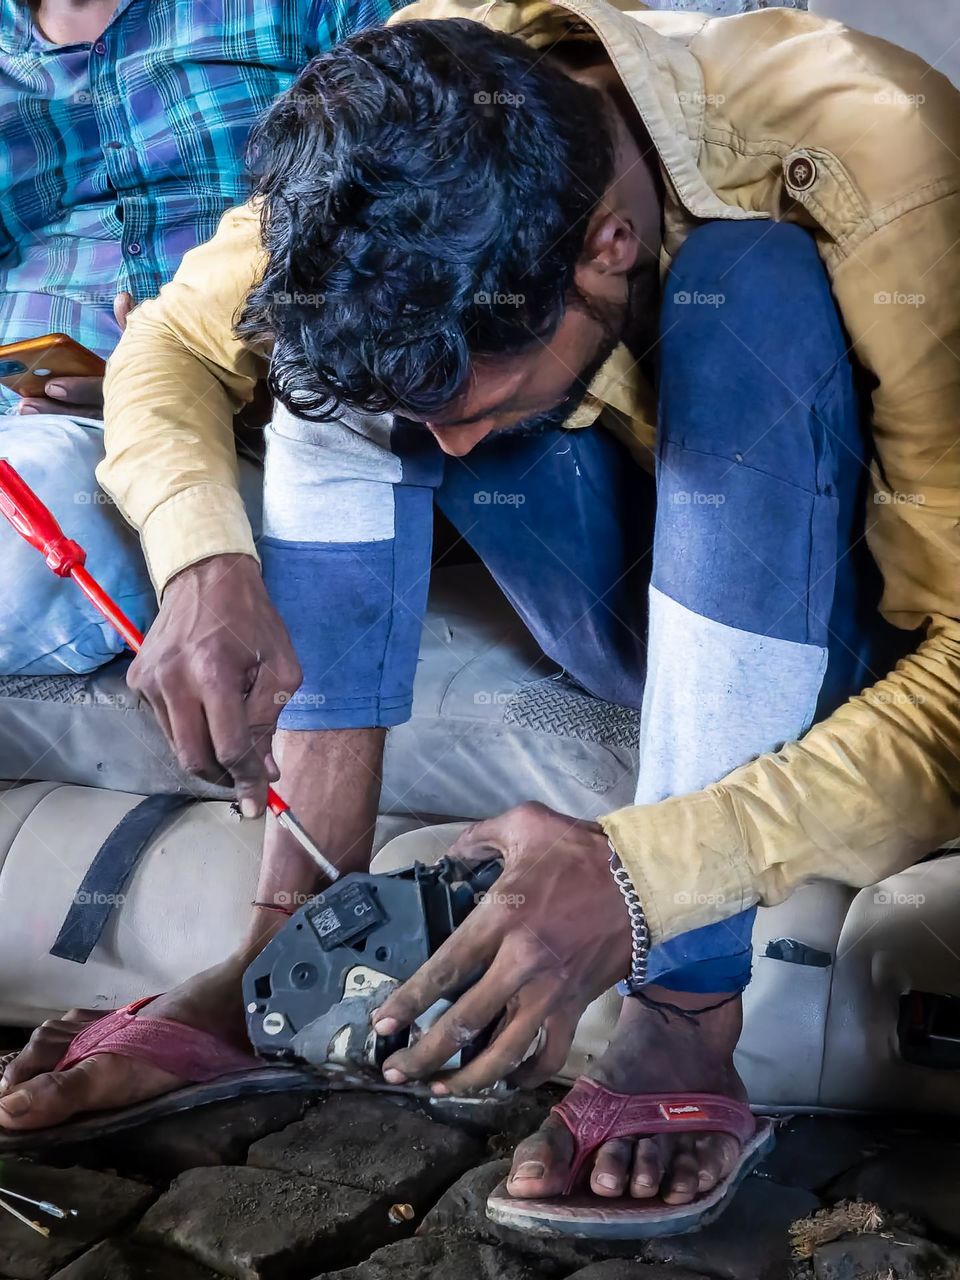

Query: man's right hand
[[128, 553, 302, 814]]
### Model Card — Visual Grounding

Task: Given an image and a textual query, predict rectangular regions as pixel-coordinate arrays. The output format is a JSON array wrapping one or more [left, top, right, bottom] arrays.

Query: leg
[[507, 220, 878, 1208], [0, 405, 443, 1129]]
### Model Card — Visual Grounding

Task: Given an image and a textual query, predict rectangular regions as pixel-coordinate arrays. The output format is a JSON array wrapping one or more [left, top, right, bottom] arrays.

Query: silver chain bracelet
[[608, 839, 650, 996]]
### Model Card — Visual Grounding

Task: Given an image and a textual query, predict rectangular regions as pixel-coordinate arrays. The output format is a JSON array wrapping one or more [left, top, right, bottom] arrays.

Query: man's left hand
[[372, 802, 633, 1095]]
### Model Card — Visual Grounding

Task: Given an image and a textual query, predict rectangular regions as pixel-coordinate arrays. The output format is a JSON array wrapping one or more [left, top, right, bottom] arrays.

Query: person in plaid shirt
[[0, 0, 396, 673]]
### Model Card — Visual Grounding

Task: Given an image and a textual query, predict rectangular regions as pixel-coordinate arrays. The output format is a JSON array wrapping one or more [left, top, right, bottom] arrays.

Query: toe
[[694, 1133, 741, 1194], [0, 1010, 103, 1094], [590, 1138, 633, 1198], [0, 1060, 104, 1131], [507, 1116, 576, 1198], [630, 1137, 665, 1199], [662, 1140, 703, 1205]]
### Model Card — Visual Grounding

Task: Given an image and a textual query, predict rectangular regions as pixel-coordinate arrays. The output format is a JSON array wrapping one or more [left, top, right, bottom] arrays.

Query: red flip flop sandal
[[0, 997, 325, 1153], [486, 1076, 776, 1239]]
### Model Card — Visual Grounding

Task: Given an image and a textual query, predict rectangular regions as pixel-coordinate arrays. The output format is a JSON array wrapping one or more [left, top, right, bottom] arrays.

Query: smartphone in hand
[[0, 334, 106, 398]]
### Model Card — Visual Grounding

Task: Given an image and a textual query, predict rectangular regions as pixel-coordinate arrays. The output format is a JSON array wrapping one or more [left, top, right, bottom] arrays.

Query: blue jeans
[[259, 222, 903, 994], [0, 415, 263, 675]]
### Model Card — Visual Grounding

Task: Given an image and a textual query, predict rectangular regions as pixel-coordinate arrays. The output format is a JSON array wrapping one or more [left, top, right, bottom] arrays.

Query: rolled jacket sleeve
[[602, 192, 960, 945], [98, 201, 269, 594]]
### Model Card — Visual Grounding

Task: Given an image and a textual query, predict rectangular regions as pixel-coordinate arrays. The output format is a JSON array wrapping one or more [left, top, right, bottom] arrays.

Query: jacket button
[[785, 152, 818, 192]]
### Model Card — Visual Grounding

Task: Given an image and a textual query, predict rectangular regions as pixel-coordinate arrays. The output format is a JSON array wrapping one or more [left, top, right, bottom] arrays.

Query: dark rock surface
[[247, 1094, 482, 1208], [49, 1239, 220, 1280], [0, 1159, 153, 1280], [136, 1164, 385, 1280], [829, 1134, 960, 1242], [310, 1235, 551, 1279], [755, 1117, 883, 1192], [644, 1178, 821, 1280], [811, 1231, 953, 1280], [55, 1093, 313, 1183]]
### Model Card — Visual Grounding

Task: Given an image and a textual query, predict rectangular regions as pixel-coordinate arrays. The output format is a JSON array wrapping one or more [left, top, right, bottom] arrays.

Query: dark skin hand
[[16, 293, 133, 418], [372, 803, 632, 1095], [128, 553, 302, 815]]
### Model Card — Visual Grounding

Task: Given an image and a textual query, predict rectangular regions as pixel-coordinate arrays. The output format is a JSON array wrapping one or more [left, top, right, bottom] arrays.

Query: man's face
[[409, 296, 621, 457]]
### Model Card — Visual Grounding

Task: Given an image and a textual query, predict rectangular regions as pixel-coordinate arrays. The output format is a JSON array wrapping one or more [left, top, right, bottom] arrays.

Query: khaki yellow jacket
[[100, 0, 960, 945]]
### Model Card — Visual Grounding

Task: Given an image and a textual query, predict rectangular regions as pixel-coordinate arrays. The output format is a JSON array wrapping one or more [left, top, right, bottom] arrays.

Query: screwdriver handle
[[0, 459, 86, 577]]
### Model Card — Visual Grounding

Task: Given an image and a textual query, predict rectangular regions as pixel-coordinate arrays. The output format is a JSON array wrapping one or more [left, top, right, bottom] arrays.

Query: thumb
[[114, 291, 134, 330]]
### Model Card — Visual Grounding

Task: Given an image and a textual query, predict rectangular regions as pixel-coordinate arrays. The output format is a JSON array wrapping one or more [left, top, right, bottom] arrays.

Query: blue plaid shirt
[[0, 0, 396, 403]]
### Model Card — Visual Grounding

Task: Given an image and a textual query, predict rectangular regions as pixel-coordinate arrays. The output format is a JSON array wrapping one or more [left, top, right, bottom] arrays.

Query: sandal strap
[[55, 997, 258, 1083], [551, 1077, 757, 1195]]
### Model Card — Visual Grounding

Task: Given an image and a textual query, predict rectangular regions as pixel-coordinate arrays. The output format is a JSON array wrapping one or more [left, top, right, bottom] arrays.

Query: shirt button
[[104, 141, 122, 150], [128, 242, 142, 255], [93, 40, 107, 54], [785, 151, 818, 192]]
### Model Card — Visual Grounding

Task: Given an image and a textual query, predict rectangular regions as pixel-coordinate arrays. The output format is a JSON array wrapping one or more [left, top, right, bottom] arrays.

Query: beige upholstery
[[2, 788, 959, 1114], [0, 785, 424, 1027], [820, 856, 960, 1114]]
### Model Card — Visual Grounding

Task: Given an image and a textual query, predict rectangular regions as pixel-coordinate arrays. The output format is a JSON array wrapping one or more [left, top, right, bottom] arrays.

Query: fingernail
[[513, 1162, 544, 1181], [431, 1082, 450, 1097], [0, 1091, 29, 1117], [373, 1017, 398, 1035], [45, 383, 66, 398], [18, 405, 38, 415], [383, 1068, 406, 1084], [240, 799, 259, 819]]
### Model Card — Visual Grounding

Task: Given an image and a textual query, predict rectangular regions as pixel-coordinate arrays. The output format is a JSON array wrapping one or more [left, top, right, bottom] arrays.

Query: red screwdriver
[[0, 458, 340, 882]]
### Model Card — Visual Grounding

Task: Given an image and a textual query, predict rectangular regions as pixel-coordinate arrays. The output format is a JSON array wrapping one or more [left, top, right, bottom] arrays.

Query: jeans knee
[[662, 221, 849, 406]]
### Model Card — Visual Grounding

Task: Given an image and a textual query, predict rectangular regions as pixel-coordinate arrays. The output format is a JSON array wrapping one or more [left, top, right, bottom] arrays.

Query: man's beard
[[502, 263, 658, 440]]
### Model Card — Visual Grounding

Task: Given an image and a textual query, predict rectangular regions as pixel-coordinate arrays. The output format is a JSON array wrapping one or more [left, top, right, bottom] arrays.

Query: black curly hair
[[235, 18, 615, 421]]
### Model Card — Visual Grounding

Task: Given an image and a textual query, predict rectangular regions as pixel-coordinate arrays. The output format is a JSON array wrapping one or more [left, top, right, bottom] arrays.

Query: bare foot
[[0, 932, 271, 1132], [506, 987, 747, 1206]]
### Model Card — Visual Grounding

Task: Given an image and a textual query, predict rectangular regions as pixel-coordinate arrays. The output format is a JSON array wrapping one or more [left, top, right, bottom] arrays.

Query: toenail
[[596, 1173, 620, 1190], [513, 1162, 544, 1181], [634, 1173, 655, 1187], [0, 1092, 29, 1116]]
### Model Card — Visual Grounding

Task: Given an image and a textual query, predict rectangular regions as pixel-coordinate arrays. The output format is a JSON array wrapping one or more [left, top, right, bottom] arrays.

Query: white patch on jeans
[[635, 586, 828, 804], [263, 402, 400, 543]]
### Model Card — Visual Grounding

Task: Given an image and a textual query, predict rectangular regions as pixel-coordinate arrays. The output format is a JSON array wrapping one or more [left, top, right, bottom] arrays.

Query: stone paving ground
[[2, 1087, 959, 1280]]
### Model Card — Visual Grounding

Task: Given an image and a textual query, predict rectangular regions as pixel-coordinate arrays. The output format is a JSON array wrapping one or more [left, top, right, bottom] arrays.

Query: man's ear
[[576, 207, 641, 296]]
